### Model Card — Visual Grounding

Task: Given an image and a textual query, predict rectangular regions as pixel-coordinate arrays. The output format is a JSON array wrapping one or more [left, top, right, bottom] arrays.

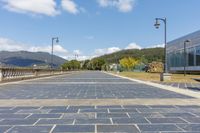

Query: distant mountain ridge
[[0, 51, 67, 67], [93, 47, 164, 64]]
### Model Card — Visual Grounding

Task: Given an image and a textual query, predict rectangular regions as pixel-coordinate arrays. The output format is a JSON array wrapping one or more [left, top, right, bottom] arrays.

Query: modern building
[[167, 30, 200, 73]]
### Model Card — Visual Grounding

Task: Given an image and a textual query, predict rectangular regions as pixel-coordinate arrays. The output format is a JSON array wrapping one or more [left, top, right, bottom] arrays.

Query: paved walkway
[[0, 71, 199, 133], [156, 82, 200, 92]]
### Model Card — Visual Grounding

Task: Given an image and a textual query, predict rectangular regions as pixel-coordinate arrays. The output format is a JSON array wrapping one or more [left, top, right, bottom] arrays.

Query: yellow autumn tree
[[119, 57, 139, 71]]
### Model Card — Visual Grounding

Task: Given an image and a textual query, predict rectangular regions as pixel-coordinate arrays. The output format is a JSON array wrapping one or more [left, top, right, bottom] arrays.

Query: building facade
[[167, 30, 200, 73]]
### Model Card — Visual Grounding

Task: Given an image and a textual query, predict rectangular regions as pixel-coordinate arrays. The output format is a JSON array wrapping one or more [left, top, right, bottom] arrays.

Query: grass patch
[[112, 71, 200, 83]]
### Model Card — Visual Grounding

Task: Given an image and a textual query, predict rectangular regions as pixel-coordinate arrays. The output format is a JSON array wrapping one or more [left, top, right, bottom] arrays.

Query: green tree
[[61, 60, 81, 70], [90, 58, 106, 70], [82, 60, 90, 70], [119, 57, 139, 71]]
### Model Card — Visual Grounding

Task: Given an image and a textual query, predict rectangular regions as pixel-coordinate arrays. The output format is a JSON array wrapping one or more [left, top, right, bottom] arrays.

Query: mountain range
[[0, 51, 67, 68], [93, 47, 164, 64]]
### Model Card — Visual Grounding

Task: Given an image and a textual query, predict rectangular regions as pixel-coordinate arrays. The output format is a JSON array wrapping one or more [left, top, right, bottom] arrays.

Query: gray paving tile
[[129, 113, 165, 118], [0, 109, 18, 113], [17, 109, 50, 114], [75, 119, 111, 124], [62, 113, 95, 119], [50, 109, 78, 113], [177, 124, 200, 131], [181, 117, 200, 123], [0, 126, 12, 133], [13, 107, 40, 110], [36, 119, 74, 125], [7, 126, 52, 133], [138, 124, 182, 131], [97, 113, 128, 118], [41, 106, 68, 110], [109, 108, 138, 113], [68, 106, 95, 109], [53, 125, 95, 132], [137, 108, 186, 113], [149, 105, 176, 108], [96, 105, 122, 109], [0, 119, 38, 125], [161, 113, 197, 118], [97, 125, 140, 133], [0, 114, 29, 119], [80, 109, 108, 113], [112, 117, 149, 124], [123, 105, 150, 109], [147, 118, 187, 123], [27, 114, 61, 119]]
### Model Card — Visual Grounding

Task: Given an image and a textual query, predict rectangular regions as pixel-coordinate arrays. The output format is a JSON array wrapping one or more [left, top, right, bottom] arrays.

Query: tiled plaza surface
[[0, 72, 192, 99], [156, 82, 200, 92], [0, 71, 199, 133]]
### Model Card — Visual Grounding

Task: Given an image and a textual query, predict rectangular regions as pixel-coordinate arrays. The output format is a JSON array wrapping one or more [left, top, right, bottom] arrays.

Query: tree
[[89, 58, 106, 70], [119, 57, 139, 71], [61, 60, 81, 70], [82, 60, 90, 70]]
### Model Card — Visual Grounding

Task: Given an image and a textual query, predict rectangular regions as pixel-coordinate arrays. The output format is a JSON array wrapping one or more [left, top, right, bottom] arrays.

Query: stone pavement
[[156, 82, 200, 92], [0, 71, 199, 133]]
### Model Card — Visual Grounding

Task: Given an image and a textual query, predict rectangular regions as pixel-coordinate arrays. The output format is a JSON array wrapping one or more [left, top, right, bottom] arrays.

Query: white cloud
[[0, 37, 68, 58], [61, 0, 79, 14], [73, 49, 81, 55], [149, 44, 165, 48], [0, 37, 26, 51], [2, 0, 59, 16], [94, 47, 121, 56], [97, 0, 135, 12], [29, 45, 68, 54], [125, 42, 142, 50]]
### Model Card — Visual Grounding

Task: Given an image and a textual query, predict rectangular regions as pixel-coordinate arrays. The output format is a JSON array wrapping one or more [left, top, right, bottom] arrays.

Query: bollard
[[34, 69, 38, 77], [0, 69, 3, 82]]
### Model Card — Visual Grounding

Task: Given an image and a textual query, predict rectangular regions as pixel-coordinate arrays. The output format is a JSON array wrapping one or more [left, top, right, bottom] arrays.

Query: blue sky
[[0, 0, 200, 60]]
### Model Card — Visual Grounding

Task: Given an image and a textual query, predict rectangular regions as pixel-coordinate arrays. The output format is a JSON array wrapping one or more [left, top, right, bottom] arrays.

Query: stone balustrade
[[0, 67, 65, 82]]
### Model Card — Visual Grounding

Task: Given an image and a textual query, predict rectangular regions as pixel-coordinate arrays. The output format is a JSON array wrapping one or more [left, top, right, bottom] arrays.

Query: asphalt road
[[0, 71, 199, 133]]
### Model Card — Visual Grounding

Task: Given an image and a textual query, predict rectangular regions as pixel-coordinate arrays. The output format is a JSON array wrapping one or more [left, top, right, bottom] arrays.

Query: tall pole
[[184, 42, 186, 76], [51, 37, 59, 69], [155, 18, 168, 73], [164, 18, 167, 73], [184, 40, 191, 76], [51, 38, 54, 69]]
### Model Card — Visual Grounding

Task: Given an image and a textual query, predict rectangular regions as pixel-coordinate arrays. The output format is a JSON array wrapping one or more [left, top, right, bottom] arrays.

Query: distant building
[[167, 30, 200, 73]]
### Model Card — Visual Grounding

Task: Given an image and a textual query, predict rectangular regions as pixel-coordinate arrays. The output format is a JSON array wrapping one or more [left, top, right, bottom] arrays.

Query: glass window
[[188, 48, 195, 66], [196, 46, 200, 66]]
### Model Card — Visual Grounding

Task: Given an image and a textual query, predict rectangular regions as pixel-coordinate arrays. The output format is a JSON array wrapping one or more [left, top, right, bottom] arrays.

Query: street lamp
[[51, 37, 59, 69], [184, 39, 191, 76], [154, 18, 167, 73], [75, 54, 78, 60]]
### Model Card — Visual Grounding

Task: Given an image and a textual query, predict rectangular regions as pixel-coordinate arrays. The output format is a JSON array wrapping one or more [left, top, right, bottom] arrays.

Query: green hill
[[93, 48, 164, 64], [0, 51, 67, 68]]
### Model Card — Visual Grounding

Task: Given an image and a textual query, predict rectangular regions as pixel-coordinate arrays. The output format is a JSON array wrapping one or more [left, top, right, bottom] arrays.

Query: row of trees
[[61, 58, 108, 71], [61, 57, 146, 71]]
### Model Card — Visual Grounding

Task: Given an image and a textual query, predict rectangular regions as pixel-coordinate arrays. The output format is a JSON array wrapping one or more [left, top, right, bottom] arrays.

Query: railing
[[0, 67, 66, 82]]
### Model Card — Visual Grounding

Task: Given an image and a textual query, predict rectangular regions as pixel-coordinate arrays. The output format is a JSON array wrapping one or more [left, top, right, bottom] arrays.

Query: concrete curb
[[103, 71, 200, 99]]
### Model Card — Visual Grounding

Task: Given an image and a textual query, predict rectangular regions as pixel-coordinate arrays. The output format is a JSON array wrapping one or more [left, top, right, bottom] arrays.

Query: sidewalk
[[153, 82, 200, 92]]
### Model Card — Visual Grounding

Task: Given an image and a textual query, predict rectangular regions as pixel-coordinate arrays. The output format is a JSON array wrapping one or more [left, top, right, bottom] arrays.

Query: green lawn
[[112, 71, 200, 83]]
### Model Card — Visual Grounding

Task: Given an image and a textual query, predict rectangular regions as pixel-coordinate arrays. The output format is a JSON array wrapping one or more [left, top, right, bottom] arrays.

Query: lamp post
[[184, 39, 191, 76], [51, 37, 59, 69], [75, 54, 78, 60], [154, 17, 167, 73]]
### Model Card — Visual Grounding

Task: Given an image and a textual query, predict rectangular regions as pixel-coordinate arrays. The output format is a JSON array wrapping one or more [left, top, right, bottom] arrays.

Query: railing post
[[34, 69, 38, 77], [0, 68, 3, 82]]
